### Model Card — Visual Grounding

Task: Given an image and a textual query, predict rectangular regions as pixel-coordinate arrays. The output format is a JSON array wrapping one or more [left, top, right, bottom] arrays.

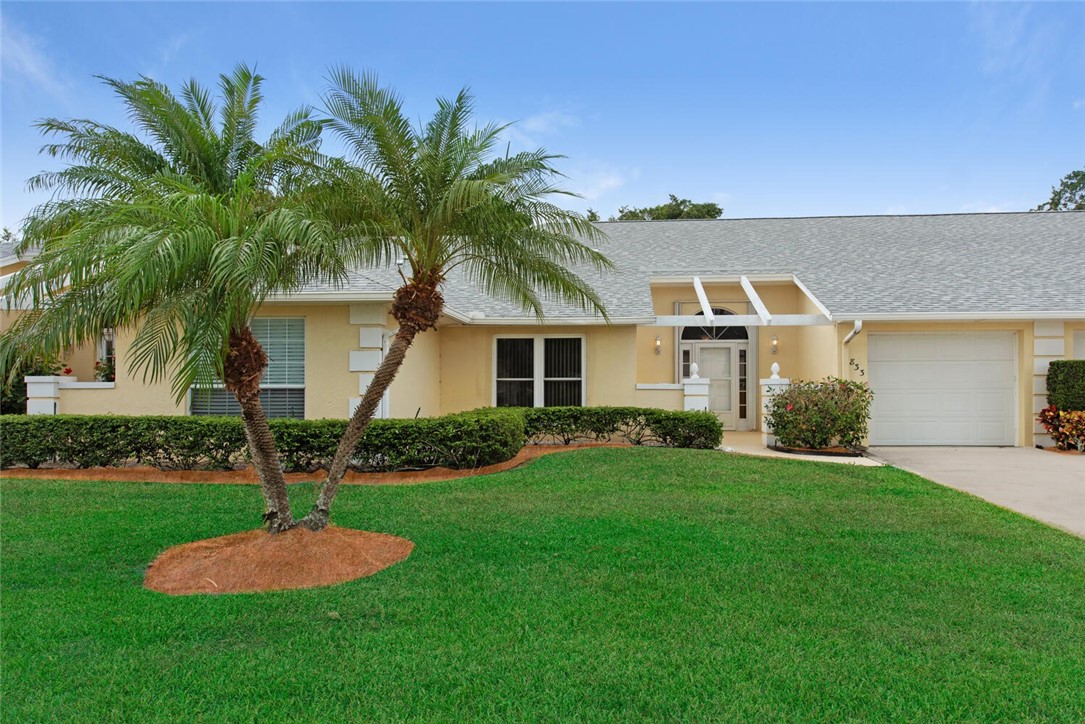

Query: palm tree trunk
[[224, 327, 294, 533], [236, 392, 294, 533], [298, 327, 415, 531], [298, 278, 443, 531]]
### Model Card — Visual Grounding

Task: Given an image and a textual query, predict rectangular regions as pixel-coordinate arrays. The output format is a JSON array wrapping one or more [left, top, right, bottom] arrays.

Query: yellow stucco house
[[5, 211, 1084, 447]]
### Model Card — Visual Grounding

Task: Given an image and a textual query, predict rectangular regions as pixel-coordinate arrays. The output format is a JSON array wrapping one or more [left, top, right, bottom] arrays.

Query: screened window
[[191, 318, 306, 419], [495, 336, 583, 407]]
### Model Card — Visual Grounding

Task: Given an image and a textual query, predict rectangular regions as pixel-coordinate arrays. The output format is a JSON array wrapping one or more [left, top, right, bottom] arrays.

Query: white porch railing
[[682, 362, 709, 412]]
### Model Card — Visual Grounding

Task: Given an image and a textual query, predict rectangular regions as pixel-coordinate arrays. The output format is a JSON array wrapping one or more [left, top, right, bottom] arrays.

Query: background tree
[[611, 194, 722, 221], [1, 66, 347, 532], [296, 69, 612, 530], [1034, 167, 1085, 211], [585, 208, 600, 222]]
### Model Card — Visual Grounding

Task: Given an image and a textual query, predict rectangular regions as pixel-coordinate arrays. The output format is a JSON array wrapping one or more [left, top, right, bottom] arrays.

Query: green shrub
[[1047, 360, 1085, 412], [0, 410, 525, 472], [516, 406, 723, 449], [0, 415, 136, 468], [314, 410, 525, 473], [136, 416, 248, 470], [764, 378, 874, 451], [0, 416, 60, 468], [639, 409, 724, 449], [0, 405, 718, 472], [268, 418, 346, 472]]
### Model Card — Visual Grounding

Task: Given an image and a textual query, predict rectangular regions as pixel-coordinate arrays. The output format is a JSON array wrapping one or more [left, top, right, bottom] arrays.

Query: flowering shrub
[[765, 378, 874, 451], [1063, 411, 1085, 451], [94, 357, 116, 382], [1038, 405, 1085, 451]]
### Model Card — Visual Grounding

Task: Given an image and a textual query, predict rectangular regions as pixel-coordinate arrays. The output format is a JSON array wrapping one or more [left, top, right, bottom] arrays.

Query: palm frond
[[319, 70, 612, 321], [9, 68, 352, 402]]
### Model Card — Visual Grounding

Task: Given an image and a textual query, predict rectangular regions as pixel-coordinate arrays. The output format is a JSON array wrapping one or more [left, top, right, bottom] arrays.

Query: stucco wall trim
[[837, 312, 1085, 322]]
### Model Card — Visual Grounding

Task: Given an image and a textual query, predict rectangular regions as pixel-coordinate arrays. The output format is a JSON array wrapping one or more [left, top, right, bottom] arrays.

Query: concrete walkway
[[869, 446, 1085, 538], [721, 432, 884, 467]]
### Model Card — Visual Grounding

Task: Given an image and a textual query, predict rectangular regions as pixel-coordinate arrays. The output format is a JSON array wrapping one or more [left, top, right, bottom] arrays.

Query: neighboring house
[[5, 211, 1085, 447]]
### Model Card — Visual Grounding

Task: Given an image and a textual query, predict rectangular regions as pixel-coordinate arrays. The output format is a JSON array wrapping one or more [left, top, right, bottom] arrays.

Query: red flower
[[786, 403, 794, 411], [62, 367, 73, 375]]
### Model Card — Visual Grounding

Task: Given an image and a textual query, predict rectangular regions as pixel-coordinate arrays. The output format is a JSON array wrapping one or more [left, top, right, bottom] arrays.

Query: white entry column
[[760, 363, 790, 448]]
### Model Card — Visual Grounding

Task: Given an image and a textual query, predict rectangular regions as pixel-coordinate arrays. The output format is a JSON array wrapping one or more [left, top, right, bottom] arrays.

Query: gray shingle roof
[[296, 212, 1085, 320]]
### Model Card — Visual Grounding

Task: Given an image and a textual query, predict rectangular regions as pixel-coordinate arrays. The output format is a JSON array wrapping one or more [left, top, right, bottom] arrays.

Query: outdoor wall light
[[654, 336, 662, 355], [771, 335, 779, 355]]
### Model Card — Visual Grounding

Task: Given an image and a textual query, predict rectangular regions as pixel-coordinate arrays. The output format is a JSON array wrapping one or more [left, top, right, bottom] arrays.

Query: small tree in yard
[[1, 66, 350, 532], [295, 69, 611, 530]]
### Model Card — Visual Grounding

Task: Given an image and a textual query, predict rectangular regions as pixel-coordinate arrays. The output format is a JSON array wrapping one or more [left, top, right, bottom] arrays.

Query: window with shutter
[[191, 318, 306, 419], [495, 336, 583, 407]]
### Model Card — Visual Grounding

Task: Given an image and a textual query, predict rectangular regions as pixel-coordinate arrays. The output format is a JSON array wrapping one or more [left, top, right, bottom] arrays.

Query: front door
[[697, 344, 738, 429]]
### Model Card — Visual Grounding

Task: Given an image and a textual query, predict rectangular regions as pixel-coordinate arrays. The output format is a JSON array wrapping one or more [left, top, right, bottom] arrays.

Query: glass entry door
[[696, 344, 738, 429], [690, 345, 750, 434]]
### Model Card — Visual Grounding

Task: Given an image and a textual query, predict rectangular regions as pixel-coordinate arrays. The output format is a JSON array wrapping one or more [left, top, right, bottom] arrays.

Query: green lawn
[[2, 448, 1084, 721]]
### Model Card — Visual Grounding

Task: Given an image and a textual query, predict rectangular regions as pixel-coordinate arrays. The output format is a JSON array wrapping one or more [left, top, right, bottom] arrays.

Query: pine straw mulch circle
[[144, 525, 414, 596]]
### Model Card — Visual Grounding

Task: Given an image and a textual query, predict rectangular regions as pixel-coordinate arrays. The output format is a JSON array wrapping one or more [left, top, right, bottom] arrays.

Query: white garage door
[[868, 332, 1016, 446]]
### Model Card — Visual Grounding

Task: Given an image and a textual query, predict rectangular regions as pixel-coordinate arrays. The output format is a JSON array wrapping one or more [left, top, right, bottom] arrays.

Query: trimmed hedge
[[1047, 360, 1085, 412], [513, 406, 723, 449], [0, 411, 525, 472], [0, 406, 722, 472]]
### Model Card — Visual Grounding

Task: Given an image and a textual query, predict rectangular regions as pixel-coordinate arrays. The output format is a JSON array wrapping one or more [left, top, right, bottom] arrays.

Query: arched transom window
[[680, 308, 749, 341]]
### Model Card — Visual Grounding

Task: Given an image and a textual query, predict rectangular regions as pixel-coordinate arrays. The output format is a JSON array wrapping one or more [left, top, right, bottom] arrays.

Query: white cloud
[[574, 171, 626, 200], [141, 32, 193, 80], [970, 2, 1035, 75], [967, 2, 1060, 105], [565, 164, 641, 209], [0, 17, 68, 101], [499, 109, 579, 149], [520, 110, 578, 135], [160, 33, 190, 68]]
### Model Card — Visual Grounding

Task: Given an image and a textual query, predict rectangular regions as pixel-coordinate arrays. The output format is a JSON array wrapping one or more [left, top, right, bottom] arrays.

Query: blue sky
[[2, 2, 1083, 230]]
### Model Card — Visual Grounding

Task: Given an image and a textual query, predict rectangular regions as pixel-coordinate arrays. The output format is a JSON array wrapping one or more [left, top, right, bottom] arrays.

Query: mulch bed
[[1043, 446, 1084, 455], [144, 525, 414, 595], [768, 444, 864, 458], [0, 442, 630, 486]]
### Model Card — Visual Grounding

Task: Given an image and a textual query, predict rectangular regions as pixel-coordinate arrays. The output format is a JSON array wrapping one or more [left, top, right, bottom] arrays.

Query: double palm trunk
[[299, 279, 443, 531], [224, 327, 294, 533]]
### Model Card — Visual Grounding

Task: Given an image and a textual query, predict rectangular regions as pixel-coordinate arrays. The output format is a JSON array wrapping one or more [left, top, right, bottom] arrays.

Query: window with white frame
[[191, 318, 306, 418], [495, 336, 584, 407]]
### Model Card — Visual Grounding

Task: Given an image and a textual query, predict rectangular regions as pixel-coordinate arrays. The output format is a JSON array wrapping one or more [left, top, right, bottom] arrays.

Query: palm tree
[[296, 70, 612, 531], [1, 65, 348, 532]]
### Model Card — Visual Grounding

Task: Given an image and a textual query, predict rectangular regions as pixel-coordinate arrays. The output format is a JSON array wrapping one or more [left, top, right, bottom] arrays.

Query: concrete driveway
[[869, 447, 1085, 538]]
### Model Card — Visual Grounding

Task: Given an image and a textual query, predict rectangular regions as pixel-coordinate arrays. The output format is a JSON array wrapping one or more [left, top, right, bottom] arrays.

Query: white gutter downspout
[[843, 319, 863, 345]]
